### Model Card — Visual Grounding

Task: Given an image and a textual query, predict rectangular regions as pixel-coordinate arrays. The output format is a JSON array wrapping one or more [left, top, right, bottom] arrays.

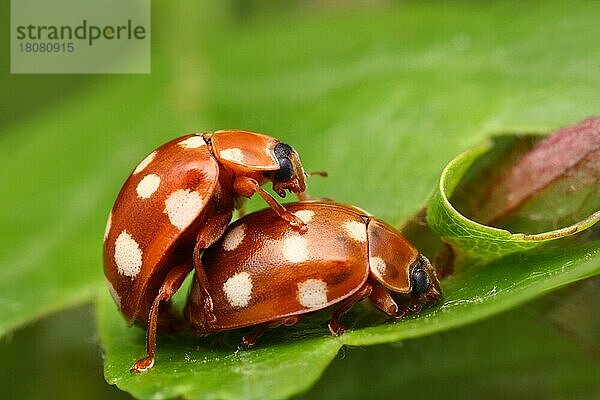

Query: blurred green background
[[1, 1, 599, 399]]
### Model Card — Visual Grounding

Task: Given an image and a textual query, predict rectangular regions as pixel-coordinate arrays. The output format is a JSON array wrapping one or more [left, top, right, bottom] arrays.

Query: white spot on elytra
[[370, 256, 387, 276], [222, 224, 246, 251], [220, 148, 244, 163], [179, 135, 206, 149], [114, 231, 143, 278], [223, 272, 253, 308], [282, 236, 309, 263], [136, 174, 161, 199], [104, 212, 112, 241], [293, 210, 315, 224], [342, 220, 367, 242], [164, 189, 204, 230], [106, 280, 121, 309], [297, 279, 328, 308], [133, 151, 157, 174]]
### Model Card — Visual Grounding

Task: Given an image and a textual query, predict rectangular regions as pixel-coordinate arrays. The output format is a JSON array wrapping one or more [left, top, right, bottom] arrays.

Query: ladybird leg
[[328, 284, 373, 336], [369, 284, 434, 320], [368, 284, 399, 317], [233, 176, 307, 233], [390, 294, 424, 320], [192, 270, 216, 326], [241, 316, 300, 347], [192, 210, 234, 326], [394, 305, 417, 320], [131, 263, 192, 373]]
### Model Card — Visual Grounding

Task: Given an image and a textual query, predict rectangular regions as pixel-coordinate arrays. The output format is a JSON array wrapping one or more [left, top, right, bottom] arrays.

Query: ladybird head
[[366, 220, 441, 307], [209, 130, 307, 198], [270, 143, 307, 197], [407, 254, 441, 305]]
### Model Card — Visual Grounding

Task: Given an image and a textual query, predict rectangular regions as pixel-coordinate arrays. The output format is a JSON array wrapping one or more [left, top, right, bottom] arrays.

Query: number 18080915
[[19, 42, 74, 52]]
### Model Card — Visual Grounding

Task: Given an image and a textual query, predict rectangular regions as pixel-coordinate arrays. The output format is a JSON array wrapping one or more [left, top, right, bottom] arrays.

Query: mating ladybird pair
[[103, 130, 441, 372]]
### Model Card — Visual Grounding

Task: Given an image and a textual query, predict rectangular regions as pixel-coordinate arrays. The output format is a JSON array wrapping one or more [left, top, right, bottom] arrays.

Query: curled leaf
[[427, 118, 600, 262]]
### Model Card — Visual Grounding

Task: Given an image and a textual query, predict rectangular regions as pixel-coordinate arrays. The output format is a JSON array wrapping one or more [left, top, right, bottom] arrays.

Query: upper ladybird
[[103, 130, 313, 372]]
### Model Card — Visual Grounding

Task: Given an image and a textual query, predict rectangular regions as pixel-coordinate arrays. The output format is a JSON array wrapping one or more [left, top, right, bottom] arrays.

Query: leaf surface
[[1, 2, 599, 399]]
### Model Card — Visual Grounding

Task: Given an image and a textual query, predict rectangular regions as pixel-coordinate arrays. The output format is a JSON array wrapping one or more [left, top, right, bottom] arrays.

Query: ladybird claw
[[284, 212, 308, 233], [394, 305, 414, 320], [328, 321, 345, 336], [130, 356, 155, 373], [202, 295, 217, 324], [241, 335, 256, 347], [411, 303, 423, 314], [203, 305, 217, 324]]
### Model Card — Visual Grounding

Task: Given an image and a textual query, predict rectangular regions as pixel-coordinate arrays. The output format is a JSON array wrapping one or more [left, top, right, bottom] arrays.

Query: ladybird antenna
[[307, 171, 328, 178]]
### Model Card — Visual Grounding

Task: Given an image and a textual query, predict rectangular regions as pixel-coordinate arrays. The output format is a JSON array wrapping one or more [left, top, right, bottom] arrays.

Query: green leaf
[[2, 1, 600, 399], [426, 140, 600, 262]]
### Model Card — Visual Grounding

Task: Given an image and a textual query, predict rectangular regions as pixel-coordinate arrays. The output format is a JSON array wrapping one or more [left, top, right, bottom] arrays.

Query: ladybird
[[103, 130, 310, 372], [184, 201, 442, 346]]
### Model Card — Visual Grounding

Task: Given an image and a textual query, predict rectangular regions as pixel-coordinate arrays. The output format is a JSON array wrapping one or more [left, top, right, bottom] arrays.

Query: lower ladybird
[[184, 200, 442, 346]]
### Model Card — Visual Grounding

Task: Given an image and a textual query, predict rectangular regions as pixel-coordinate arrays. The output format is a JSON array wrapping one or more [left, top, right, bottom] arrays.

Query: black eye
[[273, 143, 294, 182], [410, 266, 430, 296], [274, 142, 292, 159], [274, 158, 293, 182]]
